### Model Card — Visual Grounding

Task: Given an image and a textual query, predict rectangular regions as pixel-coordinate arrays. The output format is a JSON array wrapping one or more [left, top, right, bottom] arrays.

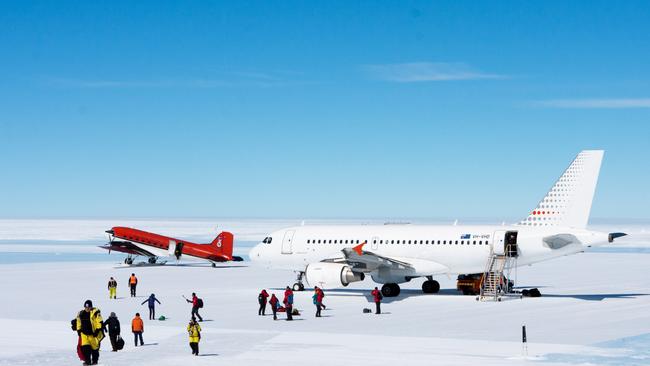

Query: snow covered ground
[[0, 219, 648, 365]]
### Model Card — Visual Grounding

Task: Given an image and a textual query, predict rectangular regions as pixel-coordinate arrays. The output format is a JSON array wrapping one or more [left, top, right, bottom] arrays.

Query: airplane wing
[[98, 241, 156, 257], [325, 242, 448, 275]]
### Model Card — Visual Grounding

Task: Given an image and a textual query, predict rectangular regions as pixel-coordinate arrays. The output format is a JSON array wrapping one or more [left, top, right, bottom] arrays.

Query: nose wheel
[[124, 256, 134, 265], [292, 271, 306, 291]]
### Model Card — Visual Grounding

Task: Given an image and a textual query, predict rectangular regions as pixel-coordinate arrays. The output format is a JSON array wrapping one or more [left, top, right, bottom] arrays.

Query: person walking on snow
[[185, 292, 203, 321], [103, 312, 121, 352], [269, 293, 279, 320], [141, 293, 161, 320], [187, 317, 202, 356], [128, 273, 138, 297], [131, 313, 144, 346], [317, 287, 326, 309], [76, 299, 104, 365], [313, 286, 324, 317], [258, 289, 269, 316], [107, 277, 117, 299], [371, 287, 383, 314], [283, 286, 294, 321]]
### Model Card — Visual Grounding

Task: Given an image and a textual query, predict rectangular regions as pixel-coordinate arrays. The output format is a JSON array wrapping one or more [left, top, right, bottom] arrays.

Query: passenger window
[[455, 241, 458, 245], [329, 240, 332, 244], [473, 241, 476, 245]]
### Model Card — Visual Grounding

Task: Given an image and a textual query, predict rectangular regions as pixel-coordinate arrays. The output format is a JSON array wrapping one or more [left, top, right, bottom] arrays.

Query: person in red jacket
[[371, 287, 382, 314], [313, 286, 324, 317], [269, 294, 279, 320], [258, 289, 269, 316], [185, 293, 203, 322], [283, 286, 294, 321]]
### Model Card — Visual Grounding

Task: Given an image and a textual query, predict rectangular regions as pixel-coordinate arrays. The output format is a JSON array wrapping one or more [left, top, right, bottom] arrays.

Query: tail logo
[[216, 238, 222, 248]]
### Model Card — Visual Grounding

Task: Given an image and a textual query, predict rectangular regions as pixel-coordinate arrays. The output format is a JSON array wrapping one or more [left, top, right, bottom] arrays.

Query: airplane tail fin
[[518, 150, 604, 229], [211, 231, 235, 259]]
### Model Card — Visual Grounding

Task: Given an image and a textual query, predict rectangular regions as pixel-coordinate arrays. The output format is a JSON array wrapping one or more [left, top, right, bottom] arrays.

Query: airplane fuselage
[[250, 224, 609, 278]]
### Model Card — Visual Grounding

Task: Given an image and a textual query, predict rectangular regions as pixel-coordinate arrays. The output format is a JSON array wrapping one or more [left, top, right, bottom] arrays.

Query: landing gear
[[292, 271, 306, 291], [212, 262, 216, 268], [148, 256, 158, 264], [124, 256, 134, 265], [422, 279, 440, 294], [381, 283, 401, 297]]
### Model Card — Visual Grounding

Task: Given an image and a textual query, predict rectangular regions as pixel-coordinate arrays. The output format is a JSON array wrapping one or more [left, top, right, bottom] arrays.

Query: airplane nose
[[249, 245, 262, 262]]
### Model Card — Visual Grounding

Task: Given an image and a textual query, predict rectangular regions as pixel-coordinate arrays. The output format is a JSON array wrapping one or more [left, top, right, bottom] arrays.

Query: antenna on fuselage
[[301, 220, 305, 226], [453, 219, 458, 226]]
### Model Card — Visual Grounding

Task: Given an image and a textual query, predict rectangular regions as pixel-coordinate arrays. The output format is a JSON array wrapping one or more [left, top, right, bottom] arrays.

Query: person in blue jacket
[[141, 293, 162, 320]]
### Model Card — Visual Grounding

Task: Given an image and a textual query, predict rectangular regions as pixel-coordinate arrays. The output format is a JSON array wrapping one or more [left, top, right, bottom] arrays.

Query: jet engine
[[305, 263, 365, 289]]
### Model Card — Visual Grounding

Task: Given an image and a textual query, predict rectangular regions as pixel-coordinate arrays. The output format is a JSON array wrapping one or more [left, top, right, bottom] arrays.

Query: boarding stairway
[[479, 241, 518, 302]]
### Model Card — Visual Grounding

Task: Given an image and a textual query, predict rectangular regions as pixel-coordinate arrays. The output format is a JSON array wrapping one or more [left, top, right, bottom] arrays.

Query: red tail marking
[[352, 241, 366, 256], [211, 231, 234, 259]]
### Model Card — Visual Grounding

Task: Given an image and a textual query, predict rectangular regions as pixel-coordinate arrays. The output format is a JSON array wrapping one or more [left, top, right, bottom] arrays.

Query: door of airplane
[[371, 236, 379, 251], [167, 240, 176, 257], [281, 230, 295, 254], [492, 231, 506, 255]]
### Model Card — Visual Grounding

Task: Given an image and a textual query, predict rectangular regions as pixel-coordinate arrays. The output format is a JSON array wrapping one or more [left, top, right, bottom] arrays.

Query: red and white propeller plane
[[101, 227, 243, 266]]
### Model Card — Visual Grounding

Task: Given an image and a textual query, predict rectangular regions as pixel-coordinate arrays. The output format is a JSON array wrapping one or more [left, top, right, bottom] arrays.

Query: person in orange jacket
[[131, 313, 144, 346], [128, 273, 138, 297]]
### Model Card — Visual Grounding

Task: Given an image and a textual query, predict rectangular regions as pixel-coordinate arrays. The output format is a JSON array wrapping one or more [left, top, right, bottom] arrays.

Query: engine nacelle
[[305, 263, 365, 289]]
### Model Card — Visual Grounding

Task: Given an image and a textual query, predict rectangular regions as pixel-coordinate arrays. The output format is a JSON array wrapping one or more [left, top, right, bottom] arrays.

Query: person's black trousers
[[191, 306, 203, 321], [130, 285, 137, 297], [109, 334, 118, 351], [190, 342, 199, 355], [148, 306, 155, 320], [258, 300, 267, 315], [286, 305, 293, 320], [316, 304, 322, 317], [81, 345, 99, 364], [375, 302, 381, 314], [134, 331, 144, 346]]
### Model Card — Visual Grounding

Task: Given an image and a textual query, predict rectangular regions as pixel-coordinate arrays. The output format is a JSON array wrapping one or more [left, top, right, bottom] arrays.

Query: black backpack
[[197, 298, 204, 308], [70, 318, 77, 331]]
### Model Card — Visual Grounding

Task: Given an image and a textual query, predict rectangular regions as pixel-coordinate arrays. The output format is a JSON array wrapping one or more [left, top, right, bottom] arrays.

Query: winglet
[[352, 241, 366, 256]]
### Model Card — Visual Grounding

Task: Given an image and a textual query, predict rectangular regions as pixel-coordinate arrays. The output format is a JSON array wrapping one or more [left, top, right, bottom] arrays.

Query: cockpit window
[[262, 237, 272, 244]]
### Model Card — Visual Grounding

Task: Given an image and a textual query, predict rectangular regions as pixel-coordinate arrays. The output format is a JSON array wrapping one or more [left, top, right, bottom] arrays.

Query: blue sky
[[1, 1, 649, 220]]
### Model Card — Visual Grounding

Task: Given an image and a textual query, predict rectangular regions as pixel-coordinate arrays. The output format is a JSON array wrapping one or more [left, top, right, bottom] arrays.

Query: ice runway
[[0, 219, 648, 365]]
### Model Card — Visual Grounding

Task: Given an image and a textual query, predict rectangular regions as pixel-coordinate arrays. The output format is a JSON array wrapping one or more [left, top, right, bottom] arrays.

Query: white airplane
[[249, 150, 626, 297]]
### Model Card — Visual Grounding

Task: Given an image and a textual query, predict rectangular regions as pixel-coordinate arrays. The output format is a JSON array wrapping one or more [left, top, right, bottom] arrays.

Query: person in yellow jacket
[[107, 277, 117, 299], [76, 299, 104, 365], [187, 317, 201, 356]]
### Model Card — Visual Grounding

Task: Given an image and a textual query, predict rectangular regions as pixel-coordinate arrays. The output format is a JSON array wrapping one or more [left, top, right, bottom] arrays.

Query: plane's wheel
[[125, 258, 133, 265], [422, 280, 440, 294], [381, 283, 401, 297], [212, 263, 216, 268], [293, 283, 305, 291], [148, 257, 157, 264]]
